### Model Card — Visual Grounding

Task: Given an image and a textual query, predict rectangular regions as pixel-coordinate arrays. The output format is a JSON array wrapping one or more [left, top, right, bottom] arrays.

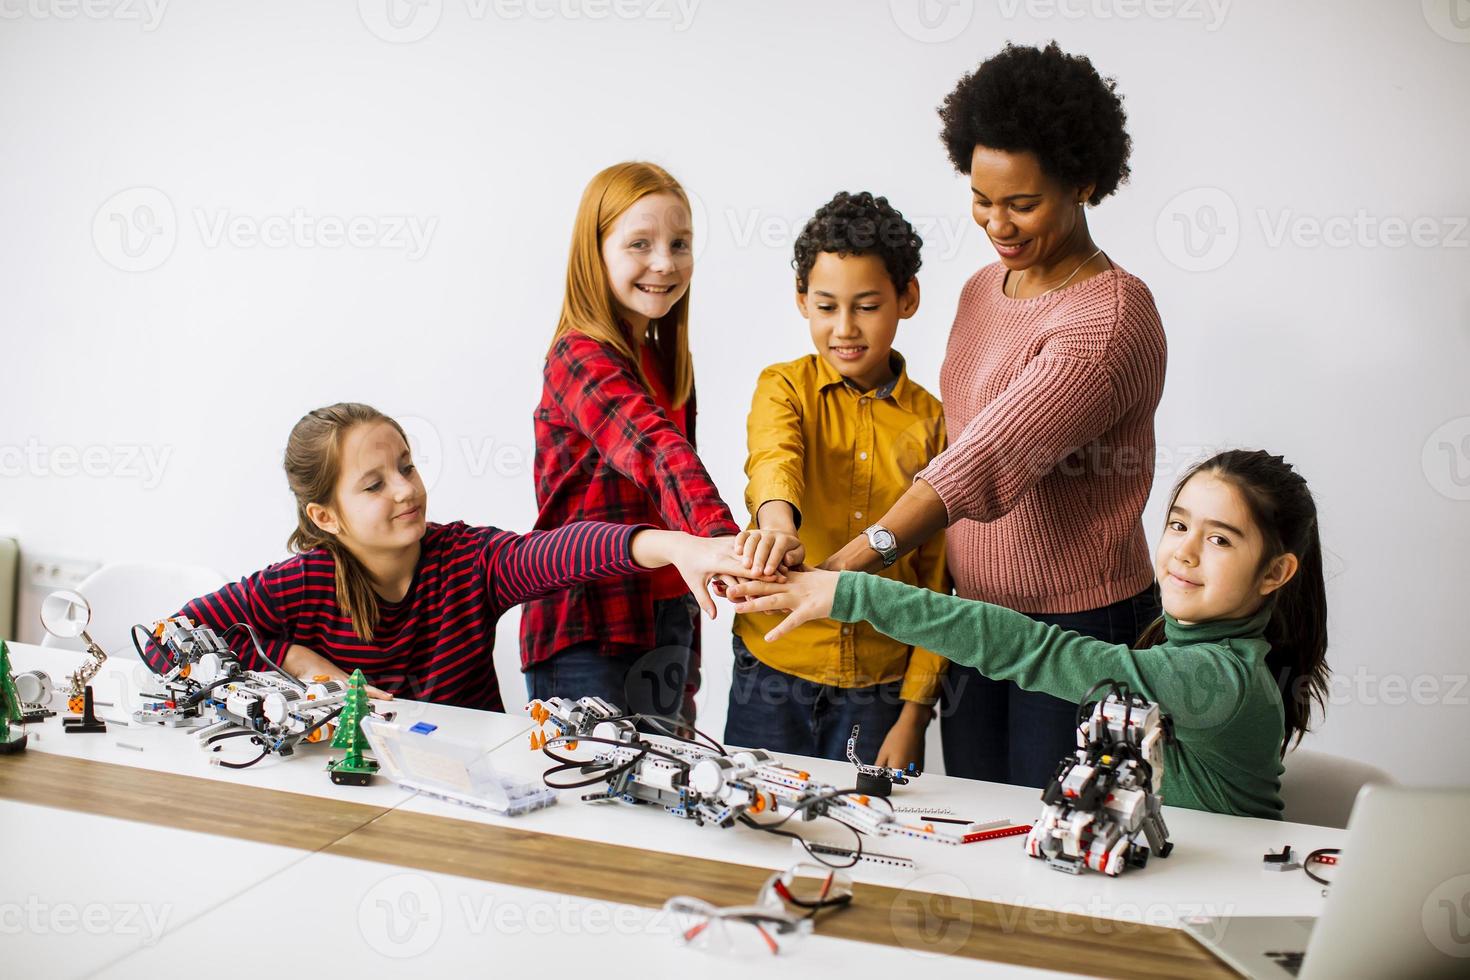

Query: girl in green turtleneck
[[728, 450, 1330, 819]]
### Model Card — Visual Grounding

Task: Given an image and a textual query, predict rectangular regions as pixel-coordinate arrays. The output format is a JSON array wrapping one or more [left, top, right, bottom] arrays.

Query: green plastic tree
[[328, 668, 377, 785], [1, 640, 29, 753]]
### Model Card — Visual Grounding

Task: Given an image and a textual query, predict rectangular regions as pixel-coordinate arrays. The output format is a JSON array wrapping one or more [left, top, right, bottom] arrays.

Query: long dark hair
[[1138, 450, 1329, 755]]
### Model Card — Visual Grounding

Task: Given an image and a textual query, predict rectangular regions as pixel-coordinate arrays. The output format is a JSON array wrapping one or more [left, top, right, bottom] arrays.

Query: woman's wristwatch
[[864, 523, 900, 566]]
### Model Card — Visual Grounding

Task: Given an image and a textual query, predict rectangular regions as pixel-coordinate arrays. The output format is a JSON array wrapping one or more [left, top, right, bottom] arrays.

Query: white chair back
[[1281, 747, 1393, 828], [38, 562, 227, 660]]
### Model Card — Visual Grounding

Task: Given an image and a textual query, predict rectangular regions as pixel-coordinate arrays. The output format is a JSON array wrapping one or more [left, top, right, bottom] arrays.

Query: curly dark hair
[[938, 41, 1132, 205], [792, 191, 923, 294]]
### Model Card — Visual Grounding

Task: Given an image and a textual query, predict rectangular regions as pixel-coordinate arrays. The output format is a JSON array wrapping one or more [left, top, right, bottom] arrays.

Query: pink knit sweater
[[918, 262, 1167, 614]]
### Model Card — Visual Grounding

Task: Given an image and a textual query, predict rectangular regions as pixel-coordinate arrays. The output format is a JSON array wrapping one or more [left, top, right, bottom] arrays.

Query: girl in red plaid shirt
[[523, 162, 743, 723]]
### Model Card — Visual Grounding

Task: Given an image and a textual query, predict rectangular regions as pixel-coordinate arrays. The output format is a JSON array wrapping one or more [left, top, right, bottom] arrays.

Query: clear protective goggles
[[662, 863, 854, 956]]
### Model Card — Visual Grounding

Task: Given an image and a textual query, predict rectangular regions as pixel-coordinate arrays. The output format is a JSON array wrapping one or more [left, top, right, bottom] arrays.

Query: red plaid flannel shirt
[[520, 332, 739, 673]]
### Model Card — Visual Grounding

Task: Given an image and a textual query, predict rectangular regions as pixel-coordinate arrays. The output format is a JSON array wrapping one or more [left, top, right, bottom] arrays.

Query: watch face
[[872, 529, 895, 551]]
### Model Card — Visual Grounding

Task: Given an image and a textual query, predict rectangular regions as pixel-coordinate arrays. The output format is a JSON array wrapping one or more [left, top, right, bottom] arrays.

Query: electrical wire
[[294, 705, 343, 744], [130, 624, 157, 668], [216, 748, 271, 770], [1303, 848, 1340, 887], [223, 623, 305, 690], [178, 675, 241, 709], [204, 729, 260, 747], [738, 813, 863, 869], [636, 713, 728, 755]]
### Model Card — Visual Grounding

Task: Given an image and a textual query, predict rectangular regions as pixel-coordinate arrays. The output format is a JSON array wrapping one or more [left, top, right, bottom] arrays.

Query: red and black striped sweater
[[143, 520, 644, 712]]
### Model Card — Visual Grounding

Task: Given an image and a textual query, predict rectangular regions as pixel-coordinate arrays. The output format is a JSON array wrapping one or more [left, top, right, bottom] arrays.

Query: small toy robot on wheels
[[1026, 679, 1174, 877]]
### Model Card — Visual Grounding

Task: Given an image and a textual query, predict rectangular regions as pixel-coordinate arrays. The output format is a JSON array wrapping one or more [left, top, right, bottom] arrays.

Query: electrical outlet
[[25, 554, 100, 591]]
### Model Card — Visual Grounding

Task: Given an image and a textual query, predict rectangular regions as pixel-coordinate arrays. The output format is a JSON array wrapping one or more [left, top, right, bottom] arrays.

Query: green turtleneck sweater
[[830, 572, 1286, 819]]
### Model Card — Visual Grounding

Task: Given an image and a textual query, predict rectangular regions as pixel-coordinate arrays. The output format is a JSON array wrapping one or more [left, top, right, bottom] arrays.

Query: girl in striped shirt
[[144, 402, 758, 712]]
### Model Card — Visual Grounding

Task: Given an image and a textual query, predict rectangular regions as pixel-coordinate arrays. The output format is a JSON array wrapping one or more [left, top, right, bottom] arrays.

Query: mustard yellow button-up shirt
[[735, 352, 951, 703]]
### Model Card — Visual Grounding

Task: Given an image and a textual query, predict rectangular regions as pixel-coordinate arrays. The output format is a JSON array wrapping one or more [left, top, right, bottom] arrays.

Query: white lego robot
[[527, 696, 1029, 858], [1026, 679, 1174, 877], [135, 616, 349, 766]]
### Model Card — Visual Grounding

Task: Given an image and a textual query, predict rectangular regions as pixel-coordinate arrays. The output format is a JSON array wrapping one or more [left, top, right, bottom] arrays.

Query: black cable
[[635, 713, 728, 755], [1303, 848, 1340, 887], [579, 709, 728, 755], [178, 674, 240, 709], [205, 729, 260, 747], [216, 748, 271, 770], [542, 733, 690, 768], [738, 813, 863, 869], [294, 705, 343, 744], [543, 760, 626, 790], [539, 735, 661, 790], [131, 624, 156, 667], [223, 623, 305, 690]]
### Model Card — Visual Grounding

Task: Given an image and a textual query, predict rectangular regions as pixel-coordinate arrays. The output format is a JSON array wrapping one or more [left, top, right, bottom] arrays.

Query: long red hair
[[550, 161, 693, 407]]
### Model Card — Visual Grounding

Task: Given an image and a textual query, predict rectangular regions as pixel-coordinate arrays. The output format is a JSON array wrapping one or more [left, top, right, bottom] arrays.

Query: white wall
[[2, 1, 1466, 784]]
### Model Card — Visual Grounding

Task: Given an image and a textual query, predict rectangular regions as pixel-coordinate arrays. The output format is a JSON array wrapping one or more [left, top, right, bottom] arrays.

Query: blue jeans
[[939, 584, 1162, 789], [723, 635, 905, 763], [524, 595, 698, 725]]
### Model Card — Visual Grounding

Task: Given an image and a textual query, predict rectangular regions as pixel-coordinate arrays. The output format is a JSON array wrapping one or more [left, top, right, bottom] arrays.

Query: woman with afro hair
[[819, 42, 1169, 789]]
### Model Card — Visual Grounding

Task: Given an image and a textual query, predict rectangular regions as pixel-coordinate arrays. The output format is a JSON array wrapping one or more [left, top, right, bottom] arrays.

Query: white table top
[[4, 641, 1346, 974], [93, 845, 1077, 979]]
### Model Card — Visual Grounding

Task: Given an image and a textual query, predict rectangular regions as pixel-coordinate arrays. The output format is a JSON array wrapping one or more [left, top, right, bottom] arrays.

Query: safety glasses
[[662, 863, 853, 956]]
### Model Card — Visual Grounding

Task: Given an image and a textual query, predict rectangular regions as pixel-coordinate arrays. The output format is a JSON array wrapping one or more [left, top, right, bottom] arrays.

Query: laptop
[[1182, 785, 1470, 978]]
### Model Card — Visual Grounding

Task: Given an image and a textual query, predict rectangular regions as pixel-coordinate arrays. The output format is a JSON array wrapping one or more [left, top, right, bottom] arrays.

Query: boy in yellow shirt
[[726, 191, 950, 769]]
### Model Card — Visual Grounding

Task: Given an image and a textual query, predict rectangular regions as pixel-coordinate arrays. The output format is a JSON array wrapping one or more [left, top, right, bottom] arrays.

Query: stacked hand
[[707, 527, 807, 601], [631, 530, 789, 619], [724, 568, 840, 642]]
